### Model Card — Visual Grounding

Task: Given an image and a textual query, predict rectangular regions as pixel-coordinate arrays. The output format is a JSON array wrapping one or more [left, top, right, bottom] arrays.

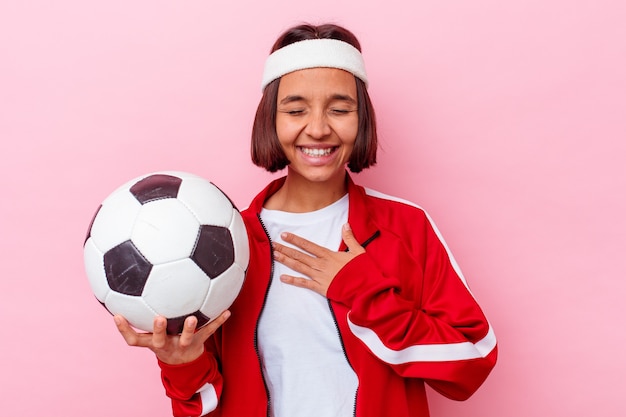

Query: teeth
[[301, 147, 333, 157]]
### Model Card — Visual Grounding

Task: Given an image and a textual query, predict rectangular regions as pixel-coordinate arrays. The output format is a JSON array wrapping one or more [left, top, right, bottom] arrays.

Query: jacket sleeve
[[158, 344, 223, 417], [327, 211, 497, 400]]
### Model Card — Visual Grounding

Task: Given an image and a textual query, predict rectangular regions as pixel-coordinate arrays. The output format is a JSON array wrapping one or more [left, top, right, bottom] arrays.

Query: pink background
[[1, 1, 625, 415]]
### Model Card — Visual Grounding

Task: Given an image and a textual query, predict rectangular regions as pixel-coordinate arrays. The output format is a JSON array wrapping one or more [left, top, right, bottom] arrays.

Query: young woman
[[115, 23, 497, 417]]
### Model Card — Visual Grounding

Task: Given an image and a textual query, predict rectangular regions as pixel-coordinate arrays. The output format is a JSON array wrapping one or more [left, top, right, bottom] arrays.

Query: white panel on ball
[[83, 238, 110, 302], [200, 263, 246, 320], [177, 177, 234, 227], [131, 199, 200, 264], [90, 190, 142, 253], [105, 291, 157, 332], [229, 209, 250, 270], [142, 259, 211, 317]]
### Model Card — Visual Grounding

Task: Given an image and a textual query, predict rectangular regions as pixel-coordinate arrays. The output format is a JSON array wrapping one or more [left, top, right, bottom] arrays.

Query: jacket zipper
[[343, 230, 380, 252], [333, 229, 380, 417], [254, 218, 380, 417], [253, 214, 274, 417], [327, 300, 359, 417]]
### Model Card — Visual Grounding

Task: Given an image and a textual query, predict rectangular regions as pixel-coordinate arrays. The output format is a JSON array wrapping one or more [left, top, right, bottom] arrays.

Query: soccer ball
[[83, 171, 249, 334]]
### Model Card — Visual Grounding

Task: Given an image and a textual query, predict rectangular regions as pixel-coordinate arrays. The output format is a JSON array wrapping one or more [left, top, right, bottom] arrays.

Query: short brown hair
[[251, 23, 378, 173]]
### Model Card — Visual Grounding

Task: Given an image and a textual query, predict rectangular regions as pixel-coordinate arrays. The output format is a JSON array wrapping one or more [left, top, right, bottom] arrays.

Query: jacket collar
[[345, 175, 379, 250], [247, 175, 286, 214], [247, 172, 379, 249]]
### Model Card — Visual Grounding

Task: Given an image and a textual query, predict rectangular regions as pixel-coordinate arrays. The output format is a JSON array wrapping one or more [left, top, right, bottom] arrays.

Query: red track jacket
[[159, 174, 497, 417]]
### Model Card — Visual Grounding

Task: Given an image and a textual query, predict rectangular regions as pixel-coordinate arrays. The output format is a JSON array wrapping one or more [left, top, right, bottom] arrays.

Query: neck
[[264, 170, 348, 213]]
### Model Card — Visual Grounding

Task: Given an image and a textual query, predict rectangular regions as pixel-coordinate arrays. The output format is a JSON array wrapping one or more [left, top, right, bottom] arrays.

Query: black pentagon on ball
[[191, 225, 235, 278], [130, 174, 182, 204], [104, 240, 152, 296], [166, 310, 211, 335]]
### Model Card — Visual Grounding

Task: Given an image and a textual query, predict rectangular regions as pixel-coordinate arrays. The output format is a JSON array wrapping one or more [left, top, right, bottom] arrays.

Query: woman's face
[[275, 67, 358, 186]]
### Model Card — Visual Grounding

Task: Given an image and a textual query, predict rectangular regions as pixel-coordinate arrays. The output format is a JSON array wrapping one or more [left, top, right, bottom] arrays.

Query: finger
[[273, 246, 316, 275], [280, 232, 326, 257], [342, 223, 365, 255], [210, 310, 231, 328], [115, 315, 141, 347], [280, 274, 322, 293], [272, 241, 307, 260], [178, 315, 199, 347], [186, 310, 230, 348], [151, 316, 168, 348], [197, 310, 231, 339], [273, 242, 312, 265]]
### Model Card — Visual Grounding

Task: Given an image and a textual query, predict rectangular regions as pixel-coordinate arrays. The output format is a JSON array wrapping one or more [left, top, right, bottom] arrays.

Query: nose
[[304, 109, 332, 139]]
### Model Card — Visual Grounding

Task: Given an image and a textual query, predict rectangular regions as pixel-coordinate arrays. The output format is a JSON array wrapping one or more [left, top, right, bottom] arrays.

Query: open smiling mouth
[[299, 147, 337, 157]]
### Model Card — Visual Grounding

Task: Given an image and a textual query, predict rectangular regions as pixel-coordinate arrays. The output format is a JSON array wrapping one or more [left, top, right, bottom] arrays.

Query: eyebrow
[[330, 94, 357, 104], [279, 95, 305, 105], [278, 94, 357, 106]]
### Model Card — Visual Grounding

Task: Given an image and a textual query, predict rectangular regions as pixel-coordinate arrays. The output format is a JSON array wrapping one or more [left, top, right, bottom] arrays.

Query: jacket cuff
[[158, 350, 214, 399], [327, 253, 382, 306]]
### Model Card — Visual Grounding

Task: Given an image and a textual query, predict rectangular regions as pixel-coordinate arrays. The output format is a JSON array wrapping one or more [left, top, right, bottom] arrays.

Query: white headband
[[261, 38, 368, 91]]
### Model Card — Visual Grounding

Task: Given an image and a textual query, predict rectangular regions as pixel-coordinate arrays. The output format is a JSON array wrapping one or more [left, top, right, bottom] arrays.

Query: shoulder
[[348, 184, 434, 245], [362, 187, 424, 209], [360, 186, 429, 220], [353, 185, 452, 250]]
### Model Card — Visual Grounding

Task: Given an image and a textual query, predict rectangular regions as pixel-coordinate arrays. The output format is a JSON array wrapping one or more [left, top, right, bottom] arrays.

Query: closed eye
[[279, 109, 306, 116], [329, 108, 356, 115]]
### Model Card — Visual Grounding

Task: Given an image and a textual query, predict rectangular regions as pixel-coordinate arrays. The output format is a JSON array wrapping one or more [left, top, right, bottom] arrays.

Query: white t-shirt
[[257, 194, 358, 417]]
